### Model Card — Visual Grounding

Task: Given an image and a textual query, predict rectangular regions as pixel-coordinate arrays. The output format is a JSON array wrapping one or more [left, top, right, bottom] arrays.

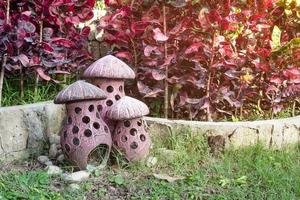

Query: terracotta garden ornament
[[54, 80, 112, 170], [82, 55, 135, 132], [107, 96, 151, 161]]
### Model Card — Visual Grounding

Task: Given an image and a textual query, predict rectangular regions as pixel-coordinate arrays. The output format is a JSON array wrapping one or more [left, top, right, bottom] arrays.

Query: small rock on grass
[[45, 161, 53, 166], [57, 154, 65, 163], [49, 134, 60, 145], [49, 144, 58, 158], [38, 155, 49, 164], [153, 173, 185, 183], [62, 171, 90, 182], [67, 183, 81, 192], [46, 165, 63, 175], [57, 149, 63, 155], [146, 156, 158, 167]]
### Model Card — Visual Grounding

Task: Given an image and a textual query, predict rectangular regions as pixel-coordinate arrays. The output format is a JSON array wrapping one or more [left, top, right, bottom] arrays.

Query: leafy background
[[100, 0, 300, 121]]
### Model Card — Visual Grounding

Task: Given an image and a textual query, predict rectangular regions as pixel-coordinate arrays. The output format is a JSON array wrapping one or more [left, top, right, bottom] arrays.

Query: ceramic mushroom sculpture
[[54, 80, 112, 170], [82, 55, 135, 132], [107, 96, 151, 161]]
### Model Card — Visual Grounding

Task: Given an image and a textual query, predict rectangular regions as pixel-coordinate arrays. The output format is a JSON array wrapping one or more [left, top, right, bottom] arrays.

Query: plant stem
[[163, 5, 169, 119], [206, 34, 215, 122], [206, 72, 212, 121], [18, 49, 24, 98], [292, 100, 296, 117], [0, 55, 7, 106], [6, 0, 10, 24], [35, 20, 44, 98], [130, 0, 135, 10], [34, 74, 39, 97], [130, 38, 138, 69], [0, 0, 10, 106]]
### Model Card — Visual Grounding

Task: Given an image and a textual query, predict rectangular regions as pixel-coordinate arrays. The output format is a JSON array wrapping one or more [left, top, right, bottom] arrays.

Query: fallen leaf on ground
[[153, 173, 185, 183]]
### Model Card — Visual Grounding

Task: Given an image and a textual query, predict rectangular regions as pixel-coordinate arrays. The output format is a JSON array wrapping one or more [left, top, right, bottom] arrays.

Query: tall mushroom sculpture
[[82, 55, 135, 132], [107, 96, 151, 161], [54, 80, 112, 170]]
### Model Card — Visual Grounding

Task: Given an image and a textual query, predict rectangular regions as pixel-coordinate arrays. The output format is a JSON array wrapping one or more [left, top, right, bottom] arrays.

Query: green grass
[[0, 129, 300, 200], [2, 76, 69, 107]]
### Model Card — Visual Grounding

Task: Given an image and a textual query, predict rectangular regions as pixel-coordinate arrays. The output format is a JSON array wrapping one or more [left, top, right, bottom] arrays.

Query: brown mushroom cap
[[54, 80, 107, 104], [82, 55, 135, 79], [107, 96, 149, 120]]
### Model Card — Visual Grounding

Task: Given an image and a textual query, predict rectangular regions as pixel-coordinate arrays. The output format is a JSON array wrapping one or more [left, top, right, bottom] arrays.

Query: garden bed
[[0, 101, 299, 163], [1, 134, 299, 199]]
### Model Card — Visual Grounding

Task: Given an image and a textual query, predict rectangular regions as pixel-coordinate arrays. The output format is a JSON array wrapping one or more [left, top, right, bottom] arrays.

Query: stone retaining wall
[[0, 102, 299, 162], [0, 102, 65, 162]]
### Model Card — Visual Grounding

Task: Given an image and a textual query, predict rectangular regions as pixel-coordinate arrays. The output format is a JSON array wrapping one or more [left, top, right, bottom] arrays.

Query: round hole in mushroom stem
[[104, 126, 109, 133], [119, 85, 123, 92], [117, 128, 121, 134], [93, 122, 100, 129], [68, 117, 72, 124], [75, 107, 82, 114], [88, 105, 94, 112], [137, 120, 142, 126], [130, 128, 137, 136], [72, 126, 79, 134], [65, 144, 70, 152], [121, 135, 127, 142], [97, 105, 103, 112], [73, 137, 80, 146], [64, 131, 67, 139], [106, 100, 113, 107], [115, 94, 121, 101], [96, 112, 100, 119], [124, 120, 131, 127], [140, 134, 146, 142], [106, 86, 114, 93], [130, 142, 138, 149], [82, 116, 90, 124], [84, 129, 92, 137]]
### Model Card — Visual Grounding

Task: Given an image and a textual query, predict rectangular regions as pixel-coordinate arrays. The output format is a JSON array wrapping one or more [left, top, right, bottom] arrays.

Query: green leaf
[[113, 175, 125, 185], [94, 169, 101, 177], [86, 165, 96, 173], [235, 176, 248, 185], [219, 178, 231, 187], [271, 25, 282, 50], [272, 37, 300, 54]]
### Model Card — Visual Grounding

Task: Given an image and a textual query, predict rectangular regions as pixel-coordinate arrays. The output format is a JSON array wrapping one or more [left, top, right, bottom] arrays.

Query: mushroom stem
[[60, 100, 112, 170], [113, 118, 151, 161]]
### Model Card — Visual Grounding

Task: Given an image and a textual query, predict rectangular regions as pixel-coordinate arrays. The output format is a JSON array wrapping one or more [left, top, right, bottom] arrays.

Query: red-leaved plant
[[0, 0, 95, 105], [100, 0, 300, 121]]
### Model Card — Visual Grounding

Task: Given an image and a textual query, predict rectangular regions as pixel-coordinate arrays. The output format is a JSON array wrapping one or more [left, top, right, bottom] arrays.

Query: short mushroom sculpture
[[107, 96, 151, 161], [54, 80, 112, 170], [82, 55, 135, 131]]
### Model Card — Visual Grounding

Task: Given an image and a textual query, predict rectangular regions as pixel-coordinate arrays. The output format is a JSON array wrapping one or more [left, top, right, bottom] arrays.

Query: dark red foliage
[[100, 0, 300, 120], [0, 0, 95, 81]]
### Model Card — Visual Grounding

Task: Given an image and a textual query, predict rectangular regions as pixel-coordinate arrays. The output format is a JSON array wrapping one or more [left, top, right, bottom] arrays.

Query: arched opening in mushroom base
[[88, 144, 110, 167]]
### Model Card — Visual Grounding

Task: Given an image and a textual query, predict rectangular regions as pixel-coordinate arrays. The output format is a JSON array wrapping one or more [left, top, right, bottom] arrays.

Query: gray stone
[[57, 154, 65, 163], [1, 101, 300, 164], [146, 156, 158, 167], [0, 102, 65, 162], [46, 165, 63, 175], [62, 171, 90, 182], [45, 161, 53, 166], [67, 183, 81, 192], [228, 127, 258, 147], [38, 155, 50, 164], [156, 148, 177, 161], [57, 149, 63, 155], [49, 144, 58, 158], [49, 134, 60, 145]]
